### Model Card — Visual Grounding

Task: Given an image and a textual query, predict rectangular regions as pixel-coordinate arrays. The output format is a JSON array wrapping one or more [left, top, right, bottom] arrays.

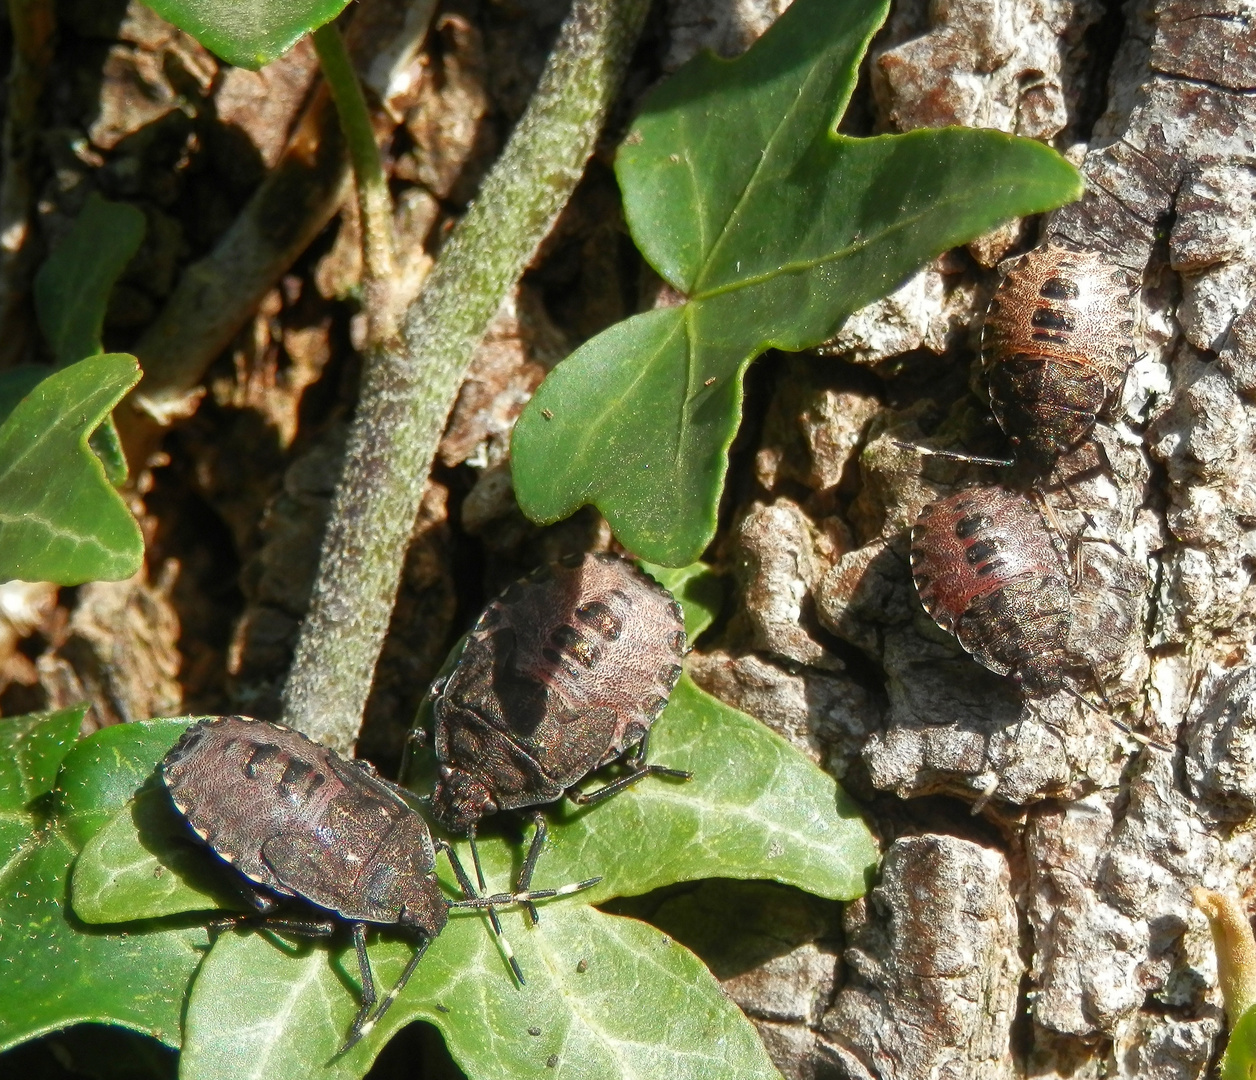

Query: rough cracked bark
[[821, 836, 1021, 1080], [681, 0, 1256, 1076]]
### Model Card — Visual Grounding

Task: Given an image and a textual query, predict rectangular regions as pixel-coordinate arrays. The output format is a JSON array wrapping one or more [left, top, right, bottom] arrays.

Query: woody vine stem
[[283, 0, 652, 753]]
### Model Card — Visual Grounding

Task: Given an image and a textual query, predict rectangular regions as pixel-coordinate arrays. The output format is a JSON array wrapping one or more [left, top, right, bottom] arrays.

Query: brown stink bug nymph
[[910, 486, 1072, 696], [982, 243, 1136, 470], [430, 553, 690, 904], [162, 716, 598, 1053]]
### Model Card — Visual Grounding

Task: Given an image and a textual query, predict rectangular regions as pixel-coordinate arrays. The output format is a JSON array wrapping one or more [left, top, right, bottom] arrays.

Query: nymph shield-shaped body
[[163, 716, 598, 1050], [982, 244, 1136, 469], [163, 715, 448, 936], [910, 487, 1071, 696], [431, 553, 687, 833]]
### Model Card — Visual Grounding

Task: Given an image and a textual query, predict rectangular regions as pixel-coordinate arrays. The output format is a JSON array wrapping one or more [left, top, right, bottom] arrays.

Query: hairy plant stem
[[282, 0, 651, 752]]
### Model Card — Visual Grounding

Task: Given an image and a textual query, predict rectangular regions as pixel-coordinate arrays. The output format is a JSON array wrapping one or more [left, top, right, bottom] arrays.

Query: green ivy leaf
[[70, 672, 872, 1077], [639, 560, 723, 641], [511, 0, 1083, 565], [72, 776, 244, 921], [0, 353, 144, 584], [181, 905, 780, 1080], [1224, 1002, 1256, 1079], [0, 707, 86, 877], [58, 719, 199, 849], [141, 0, 351, 69], [34, 193, 145, 369], [549, 673, 876, 904], [33, 193, 144, 487], [0, 715, 206, 1055], [0, 707, 86, 809], [0, 367, 48, 428]]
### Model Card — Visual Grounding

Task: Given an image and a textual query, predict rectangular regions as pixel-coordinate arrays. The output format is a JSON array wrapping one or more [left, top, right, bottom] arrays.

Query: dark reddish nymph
[[430, 552, 689, 901], [910, 486, 1071, 695], [163, 716, 596, 1052], [982, 243, 1136, 470]]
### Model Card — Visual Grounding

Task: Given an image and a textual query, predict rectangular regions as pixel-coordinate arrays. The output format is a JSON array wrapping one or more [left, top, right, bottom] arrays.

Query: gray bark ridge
[[694, 0, 1256, 1075]]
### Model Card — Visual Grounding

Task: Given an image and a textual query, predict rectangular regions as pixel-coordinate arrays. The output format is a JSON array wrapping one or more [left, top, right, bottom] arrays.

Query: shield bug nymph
[[430, 553, 690, 902], [982, 243, 1137, 471], [910, 486, 1073, 696], [162, 716, 598, 1052]]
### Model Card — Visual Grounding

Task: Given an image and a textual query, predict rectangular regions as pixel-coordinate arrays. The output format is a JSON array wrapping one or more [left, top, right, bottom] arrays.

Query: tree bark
[[688, 0, 1256, 1075]]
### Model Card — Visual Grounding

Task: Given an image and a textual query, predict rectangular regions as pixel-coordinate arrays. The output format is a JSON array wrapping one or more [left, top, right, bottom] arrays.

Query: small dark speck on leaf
[[547, 1055, 559, 1069], [436, 1003, 450, 1013], [542, 408, 554, 420], [660, 934, 671, 946], [576, 958, 588, 973], [153, 865, 164, 878], [528, 1027, 542, 1037]]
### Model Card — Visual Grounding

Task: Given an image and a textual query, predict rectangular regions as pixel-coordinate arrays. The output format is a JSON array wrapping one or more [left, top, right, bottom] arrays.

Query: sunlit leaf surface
[[512, 0, 1082, 564], [0, 355, 143, 583], [141, 0, 350, 69]]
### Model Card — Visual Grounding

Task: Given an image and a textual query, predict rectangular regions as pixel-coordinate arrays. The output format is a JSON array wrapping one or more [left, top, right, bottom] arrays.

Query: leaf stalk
[[311, 21, 399, 343]]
